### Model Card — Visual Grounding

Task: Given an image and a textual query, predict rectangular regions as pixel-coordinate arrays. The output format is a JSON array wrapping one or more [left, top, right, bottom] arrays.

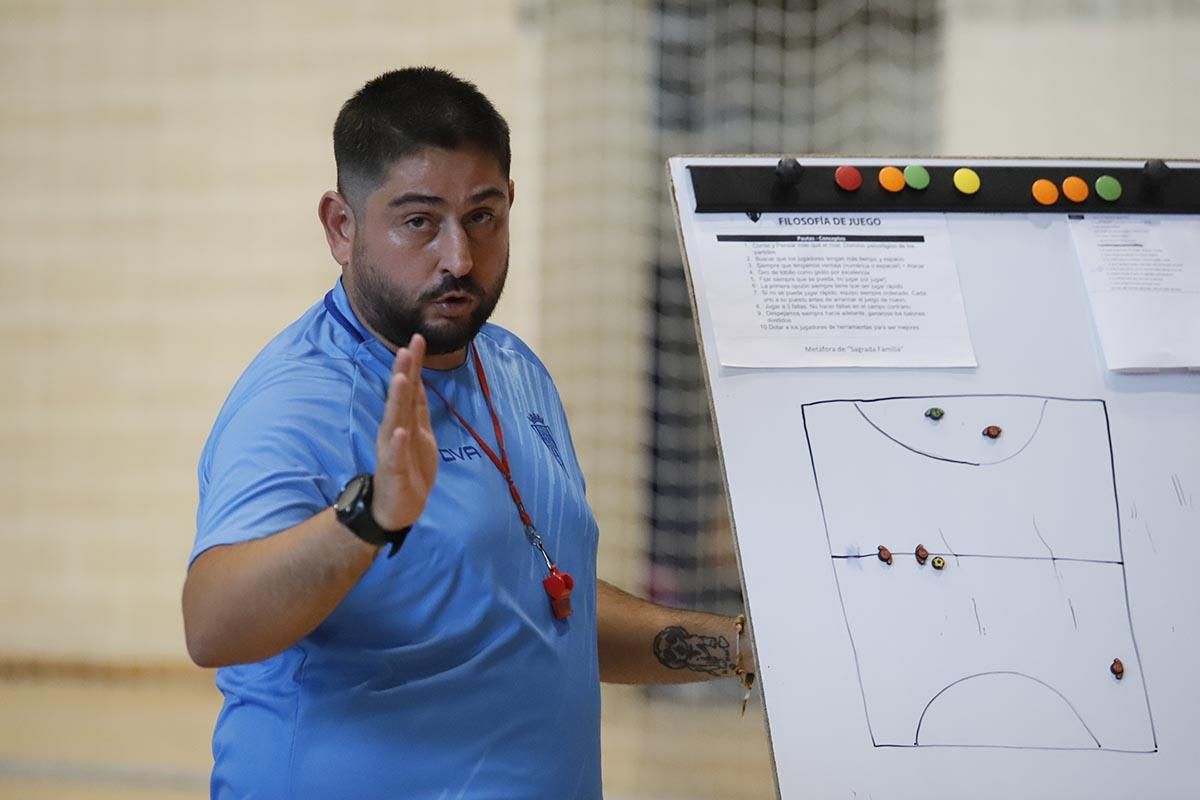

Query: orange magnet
[[1032, 178, 1060, 205], [1111, 658, 1124, 679], [877, 545, 893, 565], [1062, 175, 1089, 203], [878, 166, 905, 193], [1032, 179, 1059, 206], [915, 544, 929, 564]]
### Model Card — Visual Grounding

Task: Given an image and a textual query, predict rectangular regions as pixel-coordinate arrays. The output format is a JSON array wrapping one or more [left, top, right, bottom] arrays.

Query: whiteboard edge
[[667, 156, 783, 800]]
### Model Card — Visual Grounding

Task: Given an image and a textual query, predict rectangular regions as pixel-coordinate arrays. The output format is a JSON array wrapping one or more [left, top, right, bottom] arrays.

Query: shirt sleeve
[[191, 366, 355, 566]]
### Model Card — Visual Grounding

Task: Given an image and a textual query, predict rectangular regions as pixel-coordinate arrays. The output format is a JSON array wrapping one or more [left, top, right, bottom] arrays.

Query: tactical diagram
[[802, 395, 1156, 752]]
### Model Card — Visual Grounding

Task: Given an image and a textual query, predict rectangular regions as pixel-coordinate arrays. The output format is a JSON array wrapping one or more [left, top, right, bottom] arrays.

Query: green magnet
[[924, 407, 945, 420], [904, 164, 931, 191], [1095, 175, 1122, 202]]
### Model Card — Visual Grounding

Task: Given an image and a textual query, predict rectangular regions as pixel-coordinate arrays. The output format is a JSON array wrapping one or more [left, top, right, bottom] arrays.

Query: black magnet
[[775, 157, 803, 186], [1143, 159, 1171, 187]]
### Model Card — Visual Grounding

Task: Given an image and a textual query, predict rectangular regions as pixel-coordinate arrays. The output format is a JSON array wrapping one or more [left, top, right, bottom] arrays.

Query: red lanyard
[[423, 347, 574, 620]]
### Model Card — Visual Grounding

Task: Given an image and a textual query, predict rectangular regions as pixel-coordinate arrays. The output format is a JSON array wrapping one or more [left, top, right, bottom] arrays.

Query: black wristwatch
[[334, 473, 412, 558]]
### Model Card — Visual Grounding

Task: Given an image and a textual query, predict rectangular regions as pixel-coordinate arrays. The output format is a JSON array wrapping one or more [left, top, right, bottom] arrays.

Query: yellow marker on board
[[953, 167, 981, 195]]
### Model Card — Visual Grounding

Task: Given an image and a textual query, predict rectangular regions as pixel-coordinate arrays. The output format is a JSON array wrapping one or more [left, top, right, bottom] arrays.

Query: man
[[183, 67, 752, 799]]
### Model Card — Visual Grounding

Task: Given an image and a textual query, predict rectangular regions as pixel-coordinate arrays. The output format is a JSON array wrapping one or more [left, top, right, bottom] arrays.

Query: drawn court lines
[[802, 395, 1156, 752]]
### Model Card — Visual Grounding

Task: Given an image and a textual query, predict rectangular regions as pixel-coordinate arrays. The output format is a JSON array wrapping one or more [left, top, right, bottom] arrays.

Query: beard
[[350, 241, 508, 356]]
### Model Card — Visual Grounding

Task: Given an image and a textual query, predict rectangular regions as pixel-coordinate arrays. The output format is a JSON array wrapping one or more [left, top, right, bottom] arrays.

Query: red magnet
[[1111, 658, 1124, 680], [835, 165, 863, 191], [543, 567, 575, 619], [915, 544, 929, 564], [877, 545, 893, 565], [982, 425, 1002, 439]]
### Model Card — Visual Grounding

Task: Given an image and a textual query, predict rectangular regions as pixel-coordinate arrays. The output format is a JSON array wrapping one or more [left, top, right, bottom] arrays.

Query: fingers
[[377, 371, 408, 453], [392, 333, 424, 390], [378, 334, 428, 459], [378, 425, 409, 474], [373, 335, 436, 529], [414, 369, 430, 418], [387, 332, 426, 381], [405, 333, 426, 382]]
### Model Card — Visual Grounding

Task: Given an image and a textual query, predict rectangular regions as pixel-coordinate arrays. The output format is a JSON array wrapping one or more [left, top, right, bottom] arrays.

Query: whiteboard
[[668, 156, 1200, 799]]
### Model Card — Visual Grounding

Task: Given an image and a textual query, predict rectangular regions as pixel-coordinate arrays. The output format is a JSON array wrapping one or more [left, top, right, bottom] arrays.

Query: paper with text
[[1069, 215, 1200, 371], [694, 212, 977, 368]]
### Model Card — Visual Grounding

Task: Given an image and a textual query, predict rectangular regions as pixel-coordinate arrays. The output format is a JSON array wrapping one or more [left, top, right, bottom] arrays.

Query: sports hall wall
[[0, 1, 549, 660], [0, 0, 660, 664]]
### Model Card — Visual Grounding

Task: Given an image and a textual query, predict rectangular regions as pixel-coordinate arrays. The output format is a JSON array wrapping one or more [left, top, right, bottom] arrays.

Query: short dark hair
[[333, 67, 511, 211]]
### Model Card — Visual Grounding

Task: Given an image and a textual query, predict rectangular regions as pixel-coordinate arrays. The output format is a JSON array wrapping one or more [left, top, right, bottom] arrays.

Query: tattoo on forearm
[[652, 625, 733, 676]]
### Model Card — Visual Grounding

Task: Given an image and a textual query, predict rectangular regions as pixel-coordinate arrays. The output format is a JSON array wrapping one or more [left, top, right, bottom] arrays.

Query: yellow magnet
[[953, 167, 981, 195]]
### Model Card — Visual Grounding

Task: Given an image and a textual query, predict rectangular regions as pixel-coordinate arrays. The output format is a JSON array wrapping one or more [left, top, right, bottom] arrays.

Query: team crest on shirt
[[528, 413, 566, 471]]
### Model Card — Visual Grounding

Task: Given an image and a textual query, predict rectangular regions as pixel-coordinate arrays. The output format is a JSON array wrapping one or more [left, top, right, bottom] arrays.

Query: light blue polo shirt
[[192, 278, 601, 799]]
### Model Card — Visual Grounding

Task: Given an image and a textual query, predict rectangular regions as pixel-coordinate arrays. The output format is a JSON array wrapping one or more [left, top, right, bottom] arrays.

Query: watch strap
[[336, 473, 413, 557]]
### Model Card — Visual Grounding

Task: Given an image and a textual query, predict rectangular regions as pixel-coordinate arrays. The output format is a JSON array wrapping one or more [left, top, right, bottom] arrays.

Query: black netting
[[647, 0, 943, 625]]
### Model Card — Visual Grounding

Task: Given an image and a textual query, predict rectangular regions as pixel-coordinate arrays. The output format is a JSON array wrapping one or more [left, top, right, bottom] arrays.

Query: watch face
[[335, 473, 371, 515]]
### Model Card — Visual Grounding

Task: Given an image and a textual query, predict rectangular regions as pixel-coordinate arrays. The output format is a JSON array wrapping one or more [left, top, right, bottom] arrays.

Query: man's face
[[345, 146, 513, 367]]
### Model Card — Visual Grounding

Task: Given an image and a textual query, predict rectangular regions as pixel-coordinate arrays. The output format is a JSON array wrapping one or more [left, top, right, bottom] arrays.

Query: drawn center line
[[831, 553, 1123, 566]]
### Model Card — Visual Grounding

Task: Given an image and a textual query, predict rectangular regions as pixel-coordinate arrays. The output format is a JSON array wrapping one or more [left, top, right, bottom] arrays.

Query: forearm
[[182, 508, 379, 668], [597, 580, 748, 685]]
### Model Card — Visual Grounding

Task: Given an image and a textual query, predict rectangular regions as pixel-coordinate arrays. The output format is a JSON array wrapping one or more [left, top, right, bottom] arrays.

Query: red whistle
[[542, 567, 575, 620]]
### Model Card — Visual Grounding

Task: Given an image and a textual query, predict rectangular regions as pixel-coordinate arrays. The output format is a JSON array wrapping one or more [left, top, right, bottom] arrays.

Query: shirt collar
[[324, 277, 395, 375]]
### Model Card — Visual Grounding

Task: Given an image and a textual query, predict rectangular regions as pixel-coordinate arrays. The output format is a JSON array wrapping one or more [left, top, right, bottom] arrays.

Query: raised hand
[[372, 334, 440, 530]]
